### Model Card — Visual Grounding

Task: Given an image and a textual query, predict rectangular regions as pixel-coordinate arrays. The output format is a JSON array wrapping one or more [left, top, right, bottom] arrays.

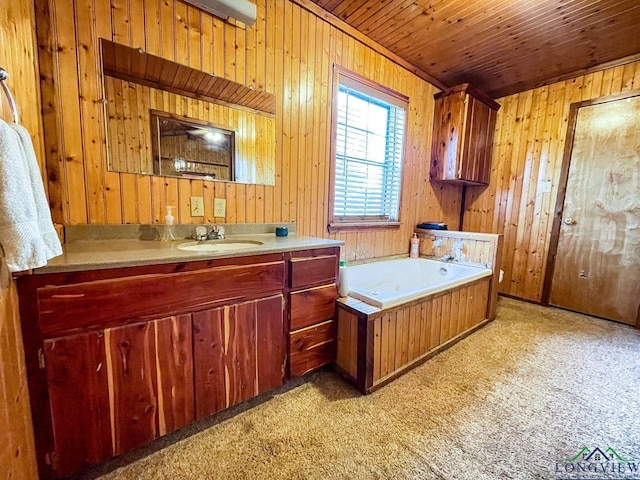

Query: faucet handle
[[216, 226, 225, 239], [194, 226, 208, 241]]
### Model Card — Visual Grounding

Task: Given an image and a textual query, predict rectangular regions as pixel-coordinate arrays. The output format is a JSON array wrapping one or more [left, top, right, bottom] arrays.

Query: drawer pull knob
[[50, 294, 86, 299]]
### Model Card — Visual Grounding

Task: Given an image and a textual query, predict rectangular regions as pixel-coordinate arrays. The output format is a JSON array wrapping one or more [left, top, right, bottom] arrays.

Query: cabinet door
[[430, 86, 498, 185], [430, 91, 466, 182], [44, 331, 112, 477], [44, 315, 193, 476], [105, 314, 193, 455], [460, 95, 497, 184], [193, 294, 284, 420]]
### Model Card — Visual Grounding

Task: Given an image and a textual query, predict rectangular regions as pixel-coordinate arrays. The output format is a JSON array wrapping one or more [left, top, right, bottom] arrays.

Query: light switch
[[541, 180, 552, 193], [214, 198, 226, 218], [190, 196, 204, 217]]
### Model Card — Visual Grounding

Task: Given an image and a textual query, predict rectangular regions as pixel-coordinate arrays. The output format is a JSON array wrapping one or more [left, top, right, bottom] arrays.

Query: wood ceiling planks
[[308, 0, 640, 98]]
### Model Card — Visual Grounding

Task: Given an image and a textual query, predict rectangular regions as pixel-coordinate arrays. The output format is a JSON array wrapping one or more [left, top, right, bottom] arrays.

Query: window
[[328, 67, 408, 232]]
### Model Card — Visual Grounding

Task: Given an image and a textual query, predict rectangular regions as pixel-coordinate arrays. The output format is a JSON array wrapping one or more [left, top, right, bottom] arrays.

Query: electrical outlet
[[190, 196, 204, 217], [214, 198, 226, 217]]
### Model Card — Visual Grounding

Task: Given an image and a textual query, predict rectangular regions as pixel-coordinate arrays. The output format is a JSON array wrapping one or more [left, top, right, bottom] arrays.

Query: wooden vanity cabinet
[[286, 248, 340, 378], [17, 254, 287, 479], [429, 83, 500, 185]]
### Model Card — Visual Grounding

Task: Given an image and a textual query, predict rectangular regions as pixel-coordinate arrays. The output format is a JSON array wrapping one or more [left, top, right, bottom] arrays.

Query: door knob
[[564, 217, 576, 225]]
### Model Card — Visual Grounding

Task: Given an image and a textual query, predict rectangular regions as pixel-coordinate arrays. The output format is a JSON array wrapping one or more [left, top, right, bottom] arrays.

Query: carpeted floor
[[88, 297, 640, 480]]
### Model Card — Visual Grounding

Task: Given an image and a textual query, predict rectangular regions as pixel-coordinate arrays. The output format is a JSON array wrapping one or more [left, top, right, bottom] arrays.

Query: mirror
[[100, 39, 276, 186], [151, 111, 235, 181]]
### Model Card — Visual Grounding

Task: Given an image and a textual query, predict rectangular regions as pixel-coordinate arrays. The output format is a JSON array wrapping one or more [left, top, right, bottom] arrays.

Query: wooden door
[[192, 294, 284, 420], [550, 94, 640, 325]]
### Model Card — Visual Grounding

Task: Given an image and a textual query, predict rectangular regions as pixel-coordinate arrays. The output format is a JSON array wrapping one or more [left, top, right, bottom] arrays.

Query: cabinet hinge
[[38, 348, 46, 369]]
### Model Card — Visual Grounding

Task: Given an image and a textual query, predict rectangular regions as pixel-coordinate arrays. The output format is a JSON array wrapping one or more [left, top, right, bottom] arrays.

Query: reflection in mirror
[[151, 111, 235, 181], [103, 76, 276, 185]]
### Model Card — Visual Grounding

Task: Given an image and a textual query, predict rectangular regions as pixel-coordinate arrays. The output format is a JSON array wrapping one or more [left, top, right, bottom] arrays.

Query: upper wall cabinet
[[429, 84, 500, 186]]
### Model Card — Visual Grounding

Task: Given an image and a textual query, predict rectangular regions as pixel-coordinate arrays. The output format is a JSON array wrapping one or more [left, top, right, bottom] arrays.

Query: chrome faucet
[[206, 225, 225, 240], [440, 254, 455, 263]]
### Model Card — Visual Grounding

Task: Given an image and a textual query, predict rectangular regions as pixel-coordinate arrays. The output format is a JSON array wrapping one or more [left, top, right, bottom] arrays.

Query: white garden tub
[[348, 257, 492, 309]]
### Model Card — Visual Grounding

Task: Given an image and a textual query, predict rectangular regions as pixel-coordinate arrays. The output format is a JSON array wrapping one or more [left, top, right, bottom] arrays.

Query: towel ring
[[0, 67, 20, 124]]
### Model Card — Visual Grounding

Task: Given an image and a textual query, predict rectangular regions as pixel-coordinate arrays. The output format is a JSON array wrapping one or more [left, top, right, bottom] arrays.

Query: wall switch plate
[[541, 180, 552, 193], [190, 196, 204, 216], [214, 198, 226, 217]]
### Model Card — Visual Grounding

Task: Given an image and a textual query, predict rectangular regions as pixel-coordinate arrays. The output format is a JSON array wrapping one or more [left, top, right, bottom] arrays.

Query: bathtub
[[336, 256, 495, 394], [347, 257, 492, 309]]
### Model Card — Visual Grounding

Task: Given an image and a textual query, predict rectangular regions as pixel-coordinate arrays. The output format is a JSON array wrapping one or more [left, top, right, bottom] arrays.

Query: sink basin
[[177, 240, 264, 252]]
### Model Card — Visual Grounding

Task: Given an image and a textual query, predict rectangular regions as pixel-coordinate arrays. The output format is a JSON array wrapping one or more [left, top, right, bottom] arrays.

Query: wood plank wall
[[0, 0, 45, 477], [35, 0, 462, 260], [0, 282, 38, 480], [463, 60, 640, 302], [104, 78, 274, 186]]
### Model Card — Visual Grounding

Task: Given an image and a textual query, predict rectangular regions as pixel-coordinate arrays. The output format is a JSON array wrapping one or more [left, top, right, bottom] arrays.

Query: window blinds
[[333, 82, 406, 222]]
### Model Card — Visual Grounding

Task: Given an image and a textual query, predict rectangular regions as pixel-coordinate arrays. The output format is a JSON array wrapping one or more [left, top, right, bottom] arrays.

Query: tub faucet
[[440, 254, 455, 263]]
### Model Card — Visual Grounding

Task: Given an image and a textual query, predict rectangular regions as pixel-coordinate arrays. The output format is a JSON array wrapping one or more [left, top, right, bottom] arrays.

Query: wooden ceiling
[[308, 0, 640, 98]]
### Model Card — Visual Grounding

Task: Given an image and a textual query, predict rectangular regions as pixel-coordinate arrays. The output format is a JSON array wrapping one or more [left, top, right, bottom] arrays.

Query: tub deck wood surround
[[336, 277, 491, 394], [335, 231, 502, 394]]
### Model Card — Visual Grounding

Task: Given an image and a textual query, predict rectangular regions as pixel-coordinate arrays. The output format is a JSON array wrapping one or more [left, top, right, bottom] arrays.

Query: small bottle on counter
[[410, 233, 420, 258], [161, 205, 176, 242], [338, 260, 349, 298]]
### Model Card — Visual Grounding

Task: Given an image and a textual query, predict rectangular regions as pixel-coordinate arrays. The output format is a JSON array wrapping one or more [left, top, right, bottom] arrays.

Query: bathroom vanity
[[16, 232, 341, 479]]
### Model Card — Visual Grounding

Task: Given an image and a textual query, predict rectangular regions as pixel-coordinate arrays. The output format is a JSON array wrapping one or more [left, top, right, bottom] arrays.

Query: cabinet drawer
[[289, 320, 336, 378], [38, 260, 285, 335], [289, 255, 337, 289], [289, 284, 337, 331]]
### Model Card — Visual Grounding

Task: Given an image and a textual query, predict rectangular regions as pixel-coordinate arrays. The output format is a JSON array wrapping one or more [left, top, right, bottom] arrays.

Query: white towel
[[0, 119, 62, 272]]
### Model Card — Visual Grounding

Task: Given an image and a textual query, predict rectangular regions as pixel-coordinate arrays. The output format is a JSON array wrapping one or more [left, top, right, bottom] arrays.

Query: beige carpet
[[86, 297, 640, 480]]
